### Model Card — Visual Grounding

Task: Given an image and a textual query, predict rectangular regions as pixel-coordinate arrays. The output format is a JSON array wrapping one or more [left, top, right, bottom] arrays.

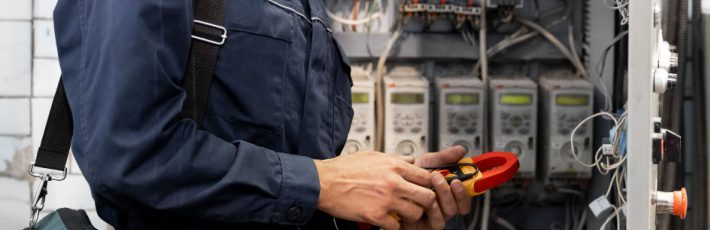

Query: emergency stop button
[[655, 187, 687, 219]]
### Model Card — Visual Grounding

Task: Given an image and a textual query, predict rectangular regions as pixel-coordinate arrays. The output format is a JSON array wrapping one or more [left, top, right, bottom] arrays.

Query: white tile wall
[[0, 137, 31, 173], [33, 20, 57, 58], [0, 0, 32, 20], [33, 0, 58, 19], [0, 98, 31, 135], [0, 178, 32, 230], [33, 58, 61, 97], [0, 21, 32, 96]]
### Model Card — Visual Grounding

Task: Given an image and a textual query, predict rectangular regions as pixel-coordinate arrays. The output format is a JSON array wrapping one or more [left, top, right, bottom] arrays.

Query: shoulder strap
[[181, 0, 226, 125], [33, 0, 226, 171]]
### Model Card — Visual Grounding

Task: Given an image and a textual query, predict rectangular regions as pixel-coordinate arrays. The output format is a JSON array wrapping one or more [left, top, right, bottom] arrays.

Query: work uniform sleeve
[[52, 0, 319, 225]]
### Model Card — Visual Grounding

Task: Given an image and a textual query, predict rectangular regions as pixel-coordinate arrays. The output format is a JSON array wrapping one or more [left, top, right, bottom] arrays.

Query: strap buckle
[[191, 19, 227, 46], [27, 162, 67, 229]]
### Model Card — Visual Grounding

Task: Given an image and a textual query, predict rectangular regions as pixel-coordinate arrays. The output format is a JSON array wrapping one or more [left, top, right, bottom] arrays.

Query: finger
[[397, 161, 434, 187], [397, 155, 416, 164], [431, 173, 458, 219], [375, 215, 401, 230], [391, 199, 425, 222], [426, 201, 446, 230], [416, 146, 467, 167], [397, 178, 437, 208], [450, 179, 472, 214]]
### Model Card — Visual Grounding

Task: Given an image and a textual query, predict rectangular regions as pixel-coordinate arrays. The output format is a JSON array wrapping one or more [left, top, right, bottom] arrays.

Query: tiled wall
[[0, 1, 108, 229]]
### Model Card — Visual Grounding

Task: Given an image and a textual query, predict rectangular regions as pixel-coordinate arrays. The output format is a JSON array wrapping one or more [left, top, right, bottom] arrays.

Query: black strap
[[181, 0, 226, 125], [33, 0, 226, 171], [34, 78, 73, 171]]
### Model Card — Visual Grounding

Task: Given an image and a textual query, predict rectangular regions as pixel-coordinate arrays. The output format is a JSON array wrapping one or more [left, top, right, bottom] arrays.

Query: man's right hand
[[314, 151, 436, 230]]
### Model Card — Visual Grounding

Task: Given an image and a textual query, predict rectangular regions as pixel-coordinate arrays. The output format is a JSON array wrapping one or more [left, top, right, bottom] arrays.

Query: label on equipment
[[589, 195, 613, 217]]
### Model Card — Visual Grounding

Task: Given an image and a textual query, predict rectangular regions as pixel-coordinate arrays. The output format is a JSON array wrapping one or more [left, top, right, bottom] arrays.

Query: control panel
[[539, 75, 594, 179], [489, 77, 538, 178], [384, 66, 429, 157], [436, 77, 486, 157], [342, 65, 375, 155]]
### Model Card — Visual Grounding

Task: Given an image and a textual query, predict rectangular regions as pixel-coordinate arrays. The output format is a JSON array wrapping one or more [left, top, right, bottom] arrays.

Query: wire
[[481, 192, 492, 230], [494, 215, 517, 230], [515, 18, 587, 77], [575, 208, 588, 230], [327, 11, 383, 25], [570, 112, 619, 167], [374, 30, 402, 151], [599, 206, 621, 230], [468, 198, 481, 230]]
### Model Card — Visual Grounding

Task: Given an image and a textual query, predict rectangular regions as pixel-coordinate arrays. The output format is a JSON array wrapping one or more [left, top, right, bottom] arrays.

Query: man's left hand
[[402, 146, 472, 229]]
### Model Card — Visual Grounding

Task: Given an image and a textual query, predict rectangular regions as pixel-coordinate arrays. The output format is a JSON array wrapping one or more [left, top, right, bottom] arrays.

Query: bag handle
[[27, 0, 227, 228]]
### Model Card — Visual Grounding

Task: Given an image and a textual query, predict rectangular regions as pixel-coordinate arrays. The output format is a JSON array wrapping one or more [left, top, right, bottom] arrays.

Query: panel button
[[449, 127, 460, 134], [411, 127, 422, 133], [395, 127, 405, 133]]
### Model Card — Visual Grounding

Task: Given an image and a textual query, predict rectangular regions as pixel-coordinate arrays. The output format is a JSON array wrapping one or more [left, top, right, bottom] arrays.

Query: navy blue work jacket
[[54, 0, 355, 229]]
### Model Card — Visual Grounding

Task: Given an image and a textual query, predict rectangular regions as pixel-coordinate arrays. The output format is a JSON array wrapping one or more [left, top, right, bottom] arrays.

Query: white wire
[[327, 11, 382, 25], [599, 206, 621, 230], [494, 216, 517, 230], [575, 208, 588, 230], [515, 18, 587, 77], [570, 112, 619, 167], [374, 30, 402, 151], [481, 192, 491, 230]]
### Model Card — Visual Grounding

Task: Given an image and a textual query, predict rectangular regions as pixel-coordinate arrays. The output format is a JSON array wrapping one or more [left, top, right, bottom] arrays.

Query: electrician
[[53, 0, 471, 229]]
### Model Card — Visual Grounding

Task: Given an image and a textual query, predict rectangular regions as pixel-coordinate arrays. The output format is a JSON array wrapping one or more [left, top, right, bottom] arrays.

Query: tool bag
[[25, 0, 226, 229]]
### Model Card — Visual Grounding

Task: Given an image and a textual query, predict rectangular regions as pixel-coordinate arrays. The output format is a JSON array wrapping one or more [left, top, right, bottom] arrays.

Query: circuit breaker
[[539, 75, 594, 179], [436, 77, 486, 157], [384, 66, 429, 156], [341, 65, 375, 155], [489, 77, 537, 178]]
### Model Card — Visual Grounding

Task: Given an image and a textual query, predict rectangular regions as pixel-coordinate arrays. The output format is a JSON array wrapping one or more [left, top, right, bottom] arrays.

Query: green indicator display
[[391, 93, 425, 104], [352, 93, 369, 104], [446, 93, 479, 105], [500, 94, 533, 105], [556, 94, 589, 106]]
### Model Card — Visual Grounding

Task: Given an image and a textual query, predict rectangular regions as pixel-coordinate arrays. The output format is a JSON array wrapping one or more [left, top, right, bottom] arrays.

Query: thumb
[[436, 146, 467, 163], [418, 146, 467, 167]]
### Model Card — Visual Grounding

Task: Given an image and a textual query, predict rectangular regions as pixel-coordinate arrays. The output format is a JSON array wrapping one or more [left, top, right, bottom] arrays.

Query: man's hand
[[403, 146, 472, 230], [314, 151, 436, 230]]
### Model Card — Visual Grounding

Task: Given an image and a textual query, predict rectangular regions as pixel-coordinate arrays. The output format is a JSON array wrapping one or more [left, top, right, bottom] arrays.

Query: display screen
[[556, 94, 589, 106], [446, 93, 479, 105], [500, 94, 533, 105], [351, 93, 369, 104], [391, 93, 425, 104]]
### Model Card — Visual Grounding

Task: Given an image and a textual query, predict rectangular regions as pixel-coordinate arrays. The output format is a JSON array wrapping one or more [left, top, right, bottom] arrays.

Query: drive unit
[[489, 77, 538, 178], [436, 77, 486, 157], [384, 66, 429, 156], [341, 65, 375, 155], [540, 75, 594, 179]]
